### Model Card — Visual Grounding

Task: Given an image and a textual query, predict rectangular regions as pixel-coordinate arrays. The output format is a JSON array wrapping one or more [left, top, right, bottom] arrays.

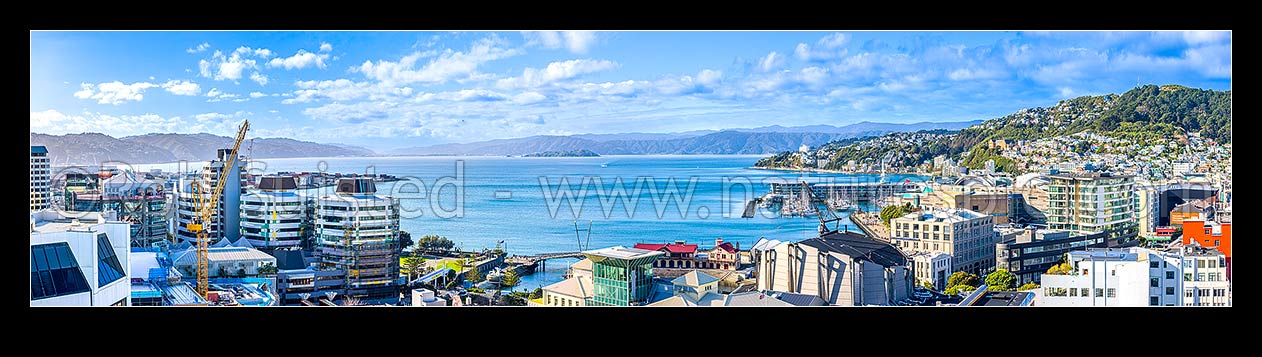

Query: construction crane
[[187, 119, 250, 297]]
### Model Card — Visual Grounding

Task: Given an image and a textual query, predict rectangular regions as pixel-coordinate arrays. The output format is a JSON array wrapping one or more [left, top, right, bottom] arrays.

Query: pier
[[767, 181, 921, 202]]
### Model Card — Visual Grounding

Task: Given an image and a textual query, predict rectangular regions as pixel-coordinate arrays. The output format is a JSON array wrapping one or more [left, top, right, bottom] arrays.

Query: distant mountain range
[[28, 120, 983, 165], [390, 120, 982, 156], [30, 132, 375, 166]]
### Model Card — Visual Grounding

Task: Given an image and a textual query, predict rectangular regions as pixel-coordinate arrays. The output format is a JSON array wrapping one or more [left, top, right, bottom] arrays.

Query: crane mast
[[187, 120, 249, 298]]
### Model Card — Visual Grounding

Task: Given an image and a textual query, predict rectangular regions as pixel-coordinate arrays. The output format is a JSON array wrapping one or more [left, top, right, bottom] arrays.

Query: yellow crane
[[187, 119, 250, 297]]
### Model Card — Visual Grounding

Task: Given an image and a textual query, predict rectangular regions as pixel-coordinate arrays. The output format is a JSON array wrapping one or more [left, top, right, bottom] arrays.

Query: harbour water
[[136, 155, 928, 291]]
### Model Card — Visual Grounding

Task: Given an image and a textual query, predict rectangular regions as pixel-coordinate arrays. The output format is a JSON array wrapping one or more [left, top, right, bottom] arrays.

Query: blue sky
[[30, 31, 1231, 151]]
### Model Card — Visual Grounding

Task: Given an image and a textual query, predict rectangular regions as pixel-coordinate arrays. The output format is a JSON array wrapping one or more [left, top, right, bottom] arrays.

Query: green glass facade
[[586, 255, 659, 306]]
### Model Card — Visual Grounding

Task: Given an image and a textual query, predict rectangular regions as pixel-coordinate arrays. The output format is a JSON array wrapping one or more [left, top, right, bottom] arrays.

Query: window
[[1150, 296, 1159, 306], [30, 243, 91, 300], [1166, 287, 1175, 295], [1150, 261, 1159, 268], [1208, 260, 1217, 268], [1166, 271, 1174, 280], [1150, 277, 1158, 287], [1069, 288, 1078, 297], [1198, 260, 1206, 268], [1213, 240, 1220, 246], [1185, 289, 1193, 298], [1184, 273, 1192, 281], [1198, 273, 1206, 281], [1107, 288, 1116, 298], [1095, 288, 1103, 297]]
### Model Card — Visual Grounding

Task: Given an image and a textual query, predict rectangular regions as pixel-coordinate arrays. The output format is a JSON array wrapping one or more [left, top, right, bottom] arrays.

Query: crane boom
[[187, 119, 249, 298]]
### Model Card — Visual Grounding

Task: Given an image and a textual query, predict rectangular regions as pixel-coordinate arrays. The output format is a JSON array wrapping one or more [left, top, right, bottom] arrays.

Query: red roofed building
[[634, 239, 740, 270], [706, 238, 740, 270], [1182, 219, 1231, 279]]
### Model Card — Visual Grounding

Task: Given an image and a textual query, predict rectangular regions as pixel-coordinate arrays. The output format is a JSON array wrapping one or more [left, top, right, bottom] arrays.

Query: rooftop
[[172, 246, 276, 265], [31, 145, 48, 154], [542, 276, 594, 299], [799, 231, 907, 267], [897, 208, 986, 223], [671, 270, 720, 287], [31, 210, 120, 234], [633, 242, 698, 254], [1048, 172, 1134, 180], [961, 286, 1035, 306], [582, 246, 664, 261]]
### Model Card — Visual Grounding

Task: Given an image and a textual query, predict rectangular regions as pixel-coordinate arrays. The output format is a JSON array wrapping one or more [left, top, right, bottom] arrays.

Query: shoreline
[[747, 165, 934, 177]]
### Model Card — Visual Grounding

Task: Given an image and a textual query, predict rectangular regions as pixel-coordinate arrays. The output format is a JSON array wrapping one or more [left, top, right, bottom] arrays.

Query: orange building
[[1182, 219, 1231, 279]]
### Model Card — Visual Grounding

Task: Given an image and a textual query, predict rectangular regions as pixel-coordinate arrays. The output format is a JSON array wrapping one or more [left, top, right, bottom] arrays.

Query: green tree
[[402, 254, 427, 281], [464, 264, 483, 283], [920, 279, 936, 291], [500, 269, 521, 292], [946, 271, 980, 290], [529, 287, 543, 299], [1046, 261, 1074, 275], [985, 269, 1017, 291], [257, 262, 278, 276], [880, 203, 913, 226], [945, 284, 976, 296], [398, 230, 414, 251], [1017, 283, 1041, 291], [418, 235, 456, 252]]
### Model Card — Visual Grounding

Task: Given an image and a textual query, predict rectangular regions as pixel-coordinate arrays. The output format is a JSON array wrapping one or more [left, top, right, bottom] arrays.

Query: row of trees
[[940, 269, 1039, 295], [879, 203, 913, 226]]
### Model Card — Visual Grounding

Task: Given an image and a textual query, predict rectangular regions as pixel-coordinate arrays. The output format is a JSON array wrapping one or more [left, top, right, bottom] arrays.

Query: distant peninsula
[[523, 149, 601, 157]]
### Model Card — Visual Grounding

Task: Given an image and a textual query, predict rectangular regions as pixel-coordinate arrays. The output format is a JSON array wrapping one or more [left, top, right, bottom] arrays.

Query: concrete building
[[890, 208, 997, 276], [69, 173, 169, 247], [633, 241, 698, 269], [30, 210, 130, 306], [1169, 199, 1213, 227], [995, 229, 1110, 285], [583, 246, 664, 306], [31, 146, 51, 211], [411, 288, 447, 306], [1181, 219, 1231, 279], [128, 249, 208, 306], [1175, 244, 1229, 306], [705, 238, 740, 270], [1046, 172, 1136, 241], [316, 177, 402, 299], [175, 149, 246, 244], [171, 244, 277, 278], [1038, 247, 1182, 306], [756, 230, 912, 306], [240, 176, 312, 251], [909, 251, 951, 290]]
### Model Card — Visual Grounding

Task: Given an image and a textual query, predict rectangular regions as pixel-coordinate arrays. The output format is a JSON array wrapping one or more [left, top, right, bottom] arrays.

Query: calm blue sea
[[137, 155, 927, 291]]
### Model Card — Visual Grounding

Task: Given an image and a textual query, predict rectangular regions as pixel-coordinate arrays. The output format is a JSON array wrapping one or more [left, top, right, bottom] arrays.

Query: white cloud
[[302, 102, 394, 124], [697, 69, 722, 87], [496, 59, 619, 89], [354, 36, 522, 86], [198, 47, 273, 82], [282, 79, 414, 104], [512, 92, 547, 104], [320, 42, 333, 52], [794, 33, 851, 61], [1182, 31, 1230, 45], [947, 68, 1004, 81], [161, 80, 201, 96], [250, 72, 269, 85], [205, 88, 240, 102], [758, 51, 784, 72], [73, 81, 157, 105], [186, 42, 210, 54], [249, 92, 267, 98], [267, 50, 330, 70], [522, 31, 599, 54]]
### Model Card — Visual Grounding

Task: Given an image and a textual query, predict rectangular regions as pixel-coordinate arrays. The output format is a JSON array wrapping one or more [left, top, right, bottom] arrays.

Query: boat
[[600, 163, 609, 168]]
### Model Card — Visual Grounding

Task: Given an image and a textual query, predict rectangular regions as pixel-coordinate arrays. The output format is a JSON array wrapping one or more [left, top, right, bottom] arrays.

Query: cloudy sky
[[30, 31, 1231, 151]]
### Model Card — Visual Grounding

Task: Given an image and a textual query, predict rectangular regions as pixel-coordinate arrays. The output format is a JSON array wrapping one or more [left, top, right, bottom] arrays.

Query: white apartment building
[[910, 251, 951, 290], [30, 210, 130, 306], [175, 149, 246, 244], [1038, 247, 1183, 306], [31, 146, 51, 211], [316, 178, 402, 298], [240, 176, 310, 250], [1178, 244, 1229, 306], [1046, 172, 1136, 240], [890, 208, 996, 276]]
